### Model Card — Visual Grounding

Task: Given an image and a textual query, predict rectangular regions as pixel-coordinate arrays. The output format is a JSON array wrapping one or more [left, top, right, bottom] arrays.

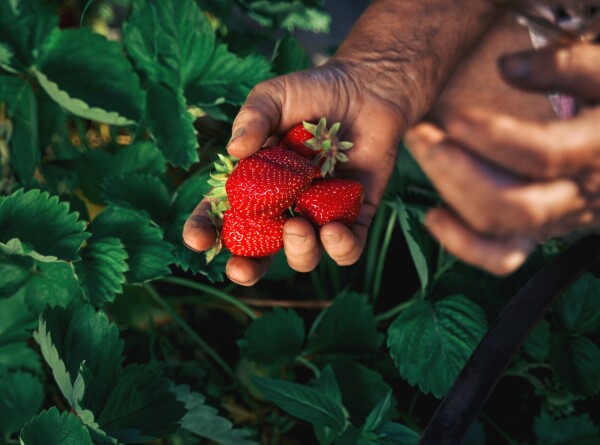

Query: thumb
[[227, 81, 283, 159], [499, 44, 600, 101]]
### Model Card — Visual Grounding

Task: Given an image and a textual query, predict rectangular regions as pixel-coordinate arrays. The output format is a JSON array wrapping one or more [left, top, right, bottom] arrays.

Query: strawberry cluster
[[205, 117, 363, 261]]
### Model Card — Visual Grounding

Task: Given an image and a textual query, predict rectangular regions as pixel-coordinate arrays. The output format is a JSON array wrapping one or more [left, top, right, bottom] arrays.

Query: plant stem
[[371, 208, 398, 304], [160, 276, 257, 320], [364, 205, 388, 295], [296, 357, 320, 378], [144, 284, 242, 384], [374, 293, 418, 323], [480, 413, 519, 445]]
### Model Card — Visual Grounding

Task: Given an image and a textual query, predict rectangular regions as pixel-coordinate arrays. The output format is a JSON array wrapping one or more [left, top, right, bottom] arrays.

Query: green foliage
[[239, 308, 305, 365], [20, 407, 92, 445], [387, 295, 488, 398], [0, 0, 597, 444]]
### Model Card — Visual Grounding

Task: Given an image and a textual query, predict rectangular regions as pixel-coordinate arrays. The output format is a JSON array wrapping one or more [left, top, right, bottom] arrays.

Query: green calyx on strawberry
[[294, 178, 363, 227], [280, 116, 354, 178]]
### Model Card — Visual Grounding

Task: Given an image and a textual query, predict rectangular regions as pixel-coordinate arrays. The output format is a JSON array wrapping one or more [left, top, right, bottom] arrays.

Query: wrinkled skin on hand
[[406, 39, 600, 275], [183, 62, 404, 285]]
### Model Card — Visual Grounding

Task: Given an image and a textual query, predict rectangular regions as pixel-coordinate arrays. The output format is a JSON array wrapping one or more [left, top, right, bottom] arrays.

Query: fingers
[[320, 221, 368, 267], [499, 44, 600, 101], [442, 107, 600, 179], [226, 256, 274, 287], [228, 82, 283, 159], [424, 208, 534, 276], [182, 198, 217, 252], [283, 218, 322, 272], [406, 123, 585, 237]]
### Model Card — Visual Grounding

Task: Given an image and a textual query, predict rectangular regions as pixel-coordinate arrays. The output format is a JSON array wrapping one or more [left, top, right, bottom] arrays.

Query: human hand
[[406, 42, 600, 275], [183, 62, 405, 285]]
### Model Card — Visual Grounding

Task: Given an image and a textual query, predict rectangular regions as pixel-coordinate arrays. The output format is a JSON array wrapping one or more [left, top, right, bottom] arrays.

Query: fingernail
[[284, 231, 307, 245], [227, 127, 245, 147], [499, 53, 532, 80]]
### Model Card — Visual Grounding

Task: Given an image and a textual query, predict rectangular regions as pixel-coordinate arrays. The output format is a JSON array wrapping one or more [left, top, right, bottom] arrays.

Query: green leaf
[[36, 304, 124, 414], [89, 206, 174, 284], [0, 0, 58, 67], [373, 422, 419, 445], [0, 371, 44, 437], [0, 341, 42, 375], [145, 82, 199, 168], [36, 29, 145, 125], [554, 273, 600, 335], [74, 236, 129, 307], [0, 75, 39, 183], [387, 295, 488, 398], [169, 173, 212, 216], [328, 360, 393, 425], [238, 308, 305, 365], [461, 421, 485, 445], [361, 390, 394, 435], [244, 1, 331, 33], [0, 42, 17, 73], [17, 261, 84, 314], [252, 376, 348, 432], [174, 385, 259, 445], [101, 173, 171, 226], [0, 189, 89, 260], [185, 46, 272, 106], [395, 198, 434, 295], [306, 292, 383, 356], [549, 332, 600, 396], [522, 319, 550, 362], [20, 407, 92, 445], [534, 411, 599, 445], [97, 365, 186, 441], [78, 142, 166, 204], [313, 366, 345, 445], [273, 34, 311, 75]]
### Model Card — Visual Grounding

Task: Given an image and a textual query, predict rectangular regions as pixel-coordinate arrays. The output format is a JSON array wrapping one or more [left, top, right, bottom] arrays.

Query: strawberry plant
[[0, 1, 599, 445]]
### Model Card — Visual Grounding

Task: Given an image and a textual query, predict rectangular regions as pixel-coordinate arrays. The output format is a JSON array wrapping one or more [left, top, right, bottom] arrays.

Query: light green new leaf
[[554, 272, 600, 335], [97, 365, 186, 441], [19, 407, 92, 445], [387, 295, 488, 398], [74, 236, 129, 307], [101, 173, 171, 226], [251, 376, 348, 432], [306, 292, 383, 356], [238, 308, 305, 365], [0, 0, 58, 67], [244, 1, 331, 33], [0, 371, 44, 437], [361, 390, 394, 435], [35, 29, 145, 125], [174, 385, 259, 445], [89, 206, 174, 284], [36, 304, 124, 414], [550, 332, 600, 397], [534, 411, 599, 445], [0, 75, 39, 183], [0, 42, 17, 73], [0, 189, 89, 260]]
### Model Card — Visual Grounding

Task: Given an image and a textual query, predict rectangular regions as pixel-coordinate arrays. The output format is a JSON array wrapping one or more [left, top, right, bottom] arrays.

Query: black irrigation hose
[[418, 234, 600, 445]]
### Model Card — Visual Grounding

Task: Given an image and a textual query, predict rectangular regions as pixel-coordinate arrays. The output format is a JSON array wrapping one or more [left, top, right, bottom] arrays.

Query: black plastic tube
[[418, 234, 600, 445]]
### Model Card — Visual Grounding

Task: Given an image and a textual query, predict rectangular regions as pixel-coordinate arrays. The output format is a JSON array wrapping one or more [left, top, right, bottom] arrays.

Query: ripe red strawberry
[[280, 117, 354, 178], [294, 178, 363, 226], [225, 146, 313, 218], [221, 210, 288, 258]]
